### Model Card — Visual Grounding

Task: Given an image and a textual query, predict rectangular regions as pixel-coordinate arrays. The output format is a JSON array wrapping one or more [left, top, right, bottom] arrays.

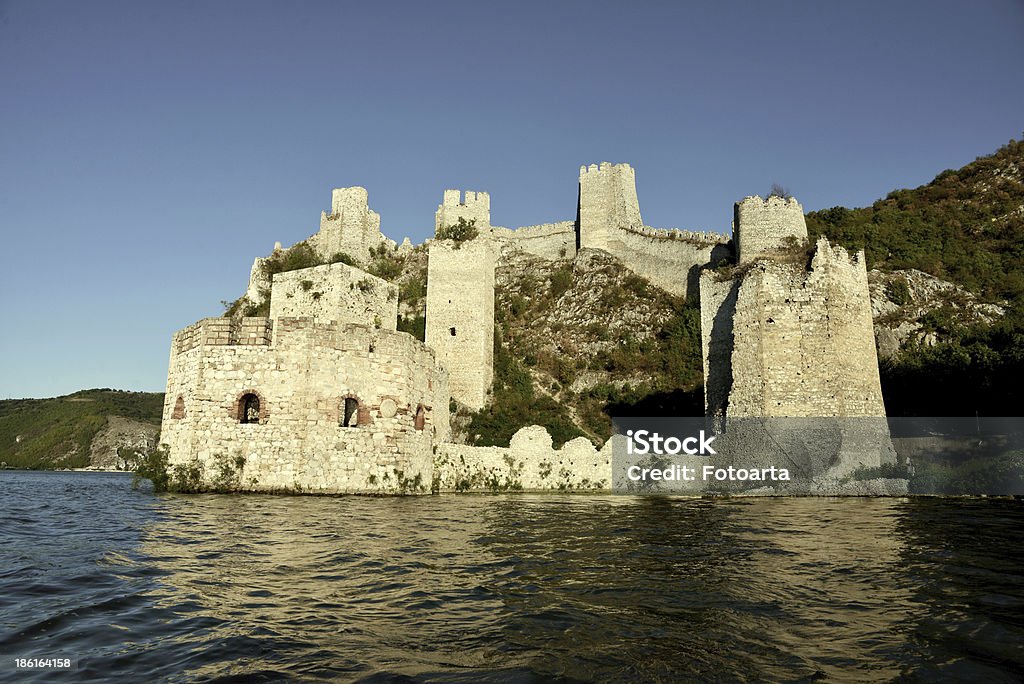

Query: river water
[[1, 471, 1022, 682]]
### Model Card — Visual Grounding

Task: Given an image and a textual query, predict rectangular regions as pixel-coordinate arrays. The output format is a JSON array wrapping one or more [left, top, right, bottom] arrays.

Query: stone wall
[[425, 238, 496, 410], [486, 221, 576, 261], [607, 225, 731, 298], [434, 426, 611, 492], [734, 195, 808, 264], [435, 189, 491, 232], [701, 237, 885, 419], [269, 263, 397, 331], [307, 186, 385, 262], [577, 162, 643, 251], [162, 318, 449, 494]]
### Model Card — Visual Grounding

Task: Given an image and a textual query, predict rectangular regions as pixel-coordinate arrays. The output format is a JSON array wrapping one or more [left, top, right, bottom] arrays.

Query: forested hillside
[[808, 138, 1024, 415]]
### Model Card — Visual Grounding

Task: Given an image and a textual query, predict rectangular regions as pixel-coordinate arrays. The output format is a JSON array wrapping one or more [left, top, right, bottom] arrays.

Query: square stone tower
[[425, 238, 496, 410], [435, 189, 491, 232], [576, 162, 643, 251]]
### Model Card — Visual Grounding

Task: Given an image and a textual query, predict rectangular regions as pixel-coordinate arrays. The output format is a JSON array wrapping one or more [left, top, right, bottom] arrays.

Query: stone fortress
[[162, 161, 893, 494]]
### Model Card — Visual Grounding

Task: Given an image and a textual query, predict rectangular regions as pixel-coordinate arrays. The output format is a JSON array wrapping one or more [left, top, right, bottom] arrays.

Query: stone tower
[[576, 162, 643, 251], [733, 195, 808, 264], [307, 186, 383, 262], [425, 237, 496, 410], [435, 190, 491, 232]]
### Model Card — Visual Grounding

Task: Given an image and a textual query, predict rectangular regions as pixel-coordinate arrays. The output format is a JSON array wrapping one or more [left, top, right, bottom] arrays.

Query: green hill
[[807, 138, 1024, 416], [807, 138, 1024, 303], [0, 389, 164, 470]]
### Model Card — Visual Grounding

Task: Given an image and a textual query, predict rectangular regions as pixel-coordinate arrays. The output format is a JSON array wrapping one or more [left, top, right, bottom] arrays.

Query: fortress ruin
[[162, 162, 893, 494]]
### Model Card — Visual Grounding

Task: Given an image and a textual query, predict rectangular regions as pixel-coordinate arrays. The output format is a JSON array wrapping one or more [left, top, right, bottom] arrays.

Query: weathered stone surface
[[425, 238, 496, 411], [434, 426, 611, 492]]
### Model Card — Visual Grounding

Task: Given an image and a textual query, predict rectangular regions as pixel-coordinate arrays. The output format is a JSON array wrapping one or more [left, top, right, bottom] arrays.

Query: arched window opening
[[239, 393, 261, 424], [414, 405, 426, 431], [449, 327, 457, 337], [172, 395, 186, 420], [342, 397, 359, 428]]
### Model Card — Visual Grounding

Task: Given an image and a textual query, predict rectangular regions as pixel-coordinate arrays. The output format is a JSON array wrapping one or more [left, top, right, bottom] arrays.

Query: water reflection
[[127, 495, 1024, 682]]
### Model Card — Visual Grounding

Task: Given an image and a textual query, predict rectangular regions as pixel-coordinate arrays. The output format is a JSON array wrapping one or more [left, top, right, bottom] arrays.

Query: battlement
[[734, 195, 808, 264], [172, 317, 273, 354], [435, 189, 491, 233], [579, 161, 635, 179], [440, 189, 490, 209]]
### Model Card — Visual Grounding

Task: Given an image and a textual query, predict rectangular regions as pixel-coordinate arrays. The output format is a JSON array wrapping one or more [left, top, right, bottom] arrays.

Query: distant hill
[[0, 389, 164, 470]]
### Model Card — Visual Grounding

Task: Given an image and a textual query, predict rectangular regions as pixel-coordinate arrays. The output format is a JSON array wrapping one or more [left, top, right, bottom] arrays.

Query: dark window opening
[[172, 395, 185, 420], [450, 327, 456, 337], [342, 397, 359, 428], [767, 317, 775, 324], [240, 393, 261, 424], [414, 405, 426, 431]]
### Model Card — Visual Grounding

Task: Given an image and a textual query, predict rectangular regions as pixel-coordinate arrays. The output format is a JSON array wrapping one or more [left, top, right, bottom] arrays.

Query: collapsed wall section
[[725, 238, 885, 417], [434, 426, 611, 492]]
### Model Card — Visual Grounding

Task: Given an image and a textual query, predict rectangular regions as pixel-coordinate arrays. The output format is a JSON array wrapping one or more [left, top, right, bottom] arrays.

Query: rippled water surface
[[2, 471, 1023, 682]]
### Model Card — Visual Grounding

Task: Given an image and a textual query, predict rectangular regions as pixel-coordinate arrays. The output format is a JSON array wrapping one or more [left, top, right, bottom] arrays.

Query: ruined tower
[[733, 195, 808, 264], [435, 190, 491, 232], [307, 186, 384, 262], [576, 162, 643, 251], [701, 196, 883, 419], [425, 236, 496, 411]]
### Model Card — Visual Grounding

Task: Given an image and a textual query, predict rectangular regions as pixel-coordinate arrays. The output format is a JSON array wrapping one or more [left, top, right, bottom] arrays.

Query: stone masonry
[[424, 238, 496, 411], [435, 189, 491, 232], [165, 163, 893, 495], [162, 262, 449, 494]]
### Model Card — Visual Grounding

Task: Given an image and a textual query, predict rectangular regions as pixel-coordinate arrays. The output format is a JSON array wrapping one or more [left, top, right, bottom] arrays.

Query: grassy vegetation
[[466, 330, 585, 448], [807, 138, 1024, 303], [435, 217, 479, 247], [0, 389, 164, 469]]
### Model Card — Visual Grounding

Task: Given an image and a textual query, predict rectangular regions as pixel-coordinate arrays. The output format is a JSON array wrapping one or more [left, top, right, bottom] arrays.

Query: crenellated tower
[[435, 189, 491, 233], [576, 162, 643, 251]]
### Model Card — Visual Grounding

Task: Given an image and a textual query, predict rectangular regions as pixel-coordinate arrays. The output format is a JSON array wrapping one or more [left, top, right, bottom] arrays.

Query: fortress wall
[[725, 238, 885, 418], [434, 426, 611, 492], [435, 189, 491, 232], [699, 274, 740, 419], [425, 238, 496, 410], [162, 319, 449, 494], [578, 162, 643, 251], [607, 226, 731, 298], [269, 263, 398, 331], [734, 196, 808, 264], [486, 221, 576, 260]]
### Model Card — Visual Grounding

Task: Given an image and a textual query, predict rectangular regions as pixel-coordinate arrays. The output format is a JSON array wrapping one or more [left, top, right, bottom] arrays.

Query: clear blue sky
[[1, 0, 1022, 399]]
